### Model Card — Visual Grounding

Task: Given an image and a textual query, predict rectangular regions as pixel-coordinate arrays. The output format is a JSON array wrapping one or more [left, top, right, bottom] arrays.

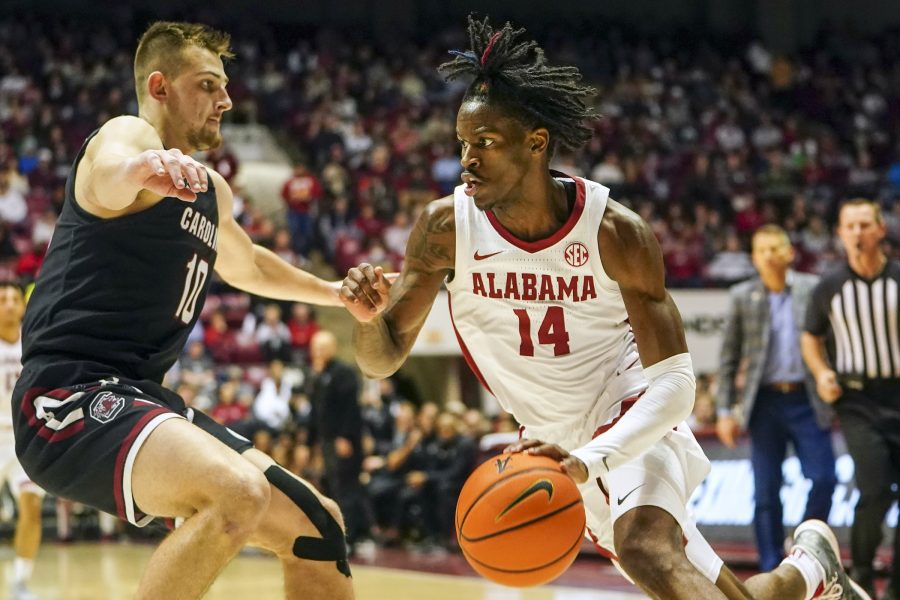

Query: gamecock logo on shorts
[[89, 391, 126, 423], [564, 242, 589, 267]]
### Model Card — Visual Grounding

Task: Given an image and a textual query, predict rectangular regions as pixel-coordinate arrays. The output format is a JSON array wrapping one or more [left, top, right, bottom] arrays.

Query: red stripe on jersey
[[21, 386, 86, 442], [586, 525, 618, 561], [113, 407, 169, 521], [448, 295, 494, 395], [595, 476, 609, 504], [20, 387, 50, 428], [485, 174, 586, 253], [592, 392, 645, 438], [36, 419, 84, 442]]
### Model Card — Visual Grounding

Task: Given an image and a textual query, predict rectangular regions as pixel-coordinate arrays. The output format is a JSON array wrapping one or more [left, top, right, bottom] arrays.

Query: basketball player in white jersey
[[0, 282, 44, 600], [341, 16, 869, 600]]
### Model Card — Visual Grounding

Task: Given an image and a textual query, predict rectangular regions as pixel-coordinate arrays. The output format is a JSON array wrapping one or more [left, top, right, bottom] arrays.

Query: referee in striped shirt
[[802, 198, 900, 599]]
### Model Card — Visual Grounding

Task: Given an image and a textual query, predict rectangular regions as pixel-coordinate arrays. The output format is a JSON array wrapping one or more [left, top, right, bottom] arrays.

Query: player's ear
[[529, 128, 550, 155], [146, 72, 168, 103]]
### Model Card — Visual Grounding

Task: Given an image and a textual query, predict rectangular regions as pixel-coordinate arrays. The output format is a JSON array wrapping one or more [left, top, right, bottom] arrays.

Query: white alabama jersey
[[447, 175, 646, 434], [0, 334, 21, 429]]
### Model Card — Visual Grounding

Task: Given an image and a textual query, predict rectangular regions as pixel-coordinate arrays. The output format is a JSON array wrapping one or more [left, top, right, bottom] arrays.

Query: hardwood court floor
[[0, 542, 645, 599]]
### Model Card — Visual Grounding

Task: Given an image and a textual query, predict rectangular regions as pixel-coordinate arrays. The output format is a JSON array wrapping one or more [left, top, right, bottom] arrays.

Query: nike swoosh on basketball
[[617, 484, 646, 506], [496, 479, 554, 520], [474, 250, 504, 261]]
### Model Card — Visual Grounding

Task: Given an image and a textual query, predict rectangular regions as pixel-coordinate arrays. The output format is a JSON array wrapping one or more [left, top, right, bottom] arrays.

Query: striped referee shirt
[[804, 261, 900, 380]]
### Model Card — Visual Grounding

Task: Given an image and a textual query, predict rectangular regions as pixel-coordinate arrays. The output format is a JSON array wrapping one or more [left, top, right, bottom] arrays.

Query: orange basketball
[[455, 452, 586, 587]]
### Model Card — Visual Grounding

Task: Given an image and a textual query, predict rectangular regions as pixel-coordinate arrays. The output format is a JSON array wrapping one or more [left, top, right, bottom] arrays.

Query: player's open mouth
[[462, 173, 483, 197]]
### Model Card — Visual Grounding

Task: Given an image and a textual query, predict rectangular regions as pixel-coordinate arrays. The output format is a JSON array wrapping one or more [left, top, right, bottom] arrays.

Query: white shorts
[[520, 356, 723, 584], [579, 424, 723, 583], [0, 428, 45, 499]]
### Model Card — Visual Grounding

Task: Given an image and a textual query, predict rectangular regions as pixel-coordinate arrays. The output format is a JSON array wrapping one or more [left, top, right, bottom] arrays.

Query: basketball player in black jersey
[[342, 15, 868, 600], [12, 22, 353, 599]]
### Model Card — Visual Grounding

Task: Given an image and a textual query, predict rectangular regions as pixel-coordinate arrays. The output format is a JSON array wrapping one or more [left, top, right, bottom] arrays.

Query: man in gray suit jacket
[[717, 225, 836, 572]]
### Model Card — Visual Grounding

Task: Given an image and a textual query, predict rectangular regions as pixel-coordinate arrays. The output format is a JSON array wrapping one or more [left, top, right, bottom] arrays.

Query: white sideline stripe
[[122, 412, 183, 526]]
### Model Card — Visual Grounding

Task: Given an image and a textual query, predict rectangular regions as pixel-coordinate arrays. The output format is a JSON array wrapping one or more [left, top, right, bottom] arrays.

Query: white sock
[[13, 557, 34, 584], [782, 547, 826, 600]]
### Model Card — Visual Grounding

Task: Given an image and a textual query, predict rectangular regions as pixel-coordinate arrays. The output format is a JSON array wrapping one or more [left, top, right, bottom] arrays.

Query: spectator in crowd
[[382, 210, 413, 259], [253, 359, 298, 433], [177, 340, 217, 400], [363, 401, 419, 544], [705, 232, 757, 285], [286, 303, 320, 360], [281, 162, 322, 256], [203, 309, 236, 363], [271, 228, 303, 268], [360, 382, 394, 456], [718, 225, 836, 572], [412, 412, 475, 549], [0, 223, 19, 264], [210, 381, 250, 427], [0, 171, 26, 226], [30, 211, 56, 249], [13, 242, 45, 283], [204, 144, 238, 184], [255, 303, 293, 362]]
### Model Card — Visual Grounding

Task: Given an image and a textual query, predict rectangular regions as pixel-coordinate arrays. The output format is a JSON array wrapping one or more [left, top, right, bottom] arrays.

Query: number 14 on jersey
[[514, 306, 571, 357]]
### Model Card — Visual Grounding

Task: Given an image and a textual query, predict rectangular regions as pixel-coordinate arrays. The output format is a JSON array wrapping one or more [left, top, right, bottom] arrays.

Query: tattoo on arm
[[354, 198, 455, 377]]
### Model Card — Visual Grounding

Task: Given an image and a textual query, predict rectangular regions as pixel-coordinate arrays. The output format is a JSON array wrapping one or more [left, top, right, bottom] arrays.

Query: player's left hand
[[505, 439, 589, 484]]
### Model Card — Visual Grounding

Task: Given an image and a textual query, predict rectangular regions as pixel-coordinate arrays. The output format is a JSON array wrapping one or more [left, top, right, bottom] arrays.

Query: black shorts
[[13, 377, 253, 526]]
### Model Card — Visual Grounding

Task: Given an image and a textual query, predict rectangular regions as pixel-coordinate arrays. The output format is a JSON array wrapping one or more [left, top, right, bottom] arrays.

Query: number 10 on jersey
[[176, 253, 209, 324], [514, 306, 571, 356]]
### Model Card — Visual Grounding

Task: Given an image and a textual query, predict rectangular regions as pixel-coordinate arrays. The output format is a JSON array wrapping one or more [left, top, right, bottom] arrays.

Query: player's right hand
[[815, 369, 842, 404], [341, 263, 393, 322], [715, 414, 740, 448], [132, 148, 208, 202]]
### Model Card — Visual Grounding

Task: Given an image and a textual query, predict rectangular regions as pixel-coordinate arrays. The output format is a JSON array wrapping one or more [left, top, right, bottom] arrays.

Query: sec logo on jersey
[[565, 242, 589, 267]]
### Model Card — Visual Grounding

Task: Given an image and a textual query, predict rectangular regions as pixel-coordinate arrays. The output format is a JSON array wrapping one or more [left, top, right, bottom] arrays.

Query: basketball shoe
[[10, 580, 39, 600], [790, 519, 872, 600]]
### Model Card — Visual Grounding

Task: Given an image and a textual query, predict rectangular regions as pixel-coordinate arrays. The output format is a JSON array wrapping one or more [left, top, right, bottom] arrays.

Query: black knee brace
[[264, 465, 351, 577]]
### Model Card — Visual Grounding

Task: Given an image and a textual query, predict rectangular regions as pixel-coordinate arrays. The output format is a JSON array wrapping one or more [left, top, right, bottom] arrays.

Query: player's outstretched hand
[[505, 439, 589, 484], [341, 263, 393, 322], [132, 148, 209, 202]]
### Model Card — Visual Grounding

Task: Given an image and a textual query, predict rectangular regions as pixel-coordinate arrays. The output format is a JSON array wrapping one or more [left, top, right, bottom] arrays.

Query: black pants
[[322, 442, 371, 545], [836, 383, 900, 586]]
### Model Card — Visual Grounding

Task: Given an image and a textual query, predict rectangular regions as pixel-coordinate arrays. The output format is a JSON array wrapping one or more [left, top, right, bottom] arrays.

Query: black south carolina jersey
[[20, 132, 219, 387]]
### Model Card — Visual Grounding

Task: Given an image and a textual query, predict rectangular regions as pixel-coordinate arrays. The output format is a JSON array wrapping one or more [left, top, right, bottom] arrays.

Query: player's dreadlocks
[[439, 15, 597, 153]]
